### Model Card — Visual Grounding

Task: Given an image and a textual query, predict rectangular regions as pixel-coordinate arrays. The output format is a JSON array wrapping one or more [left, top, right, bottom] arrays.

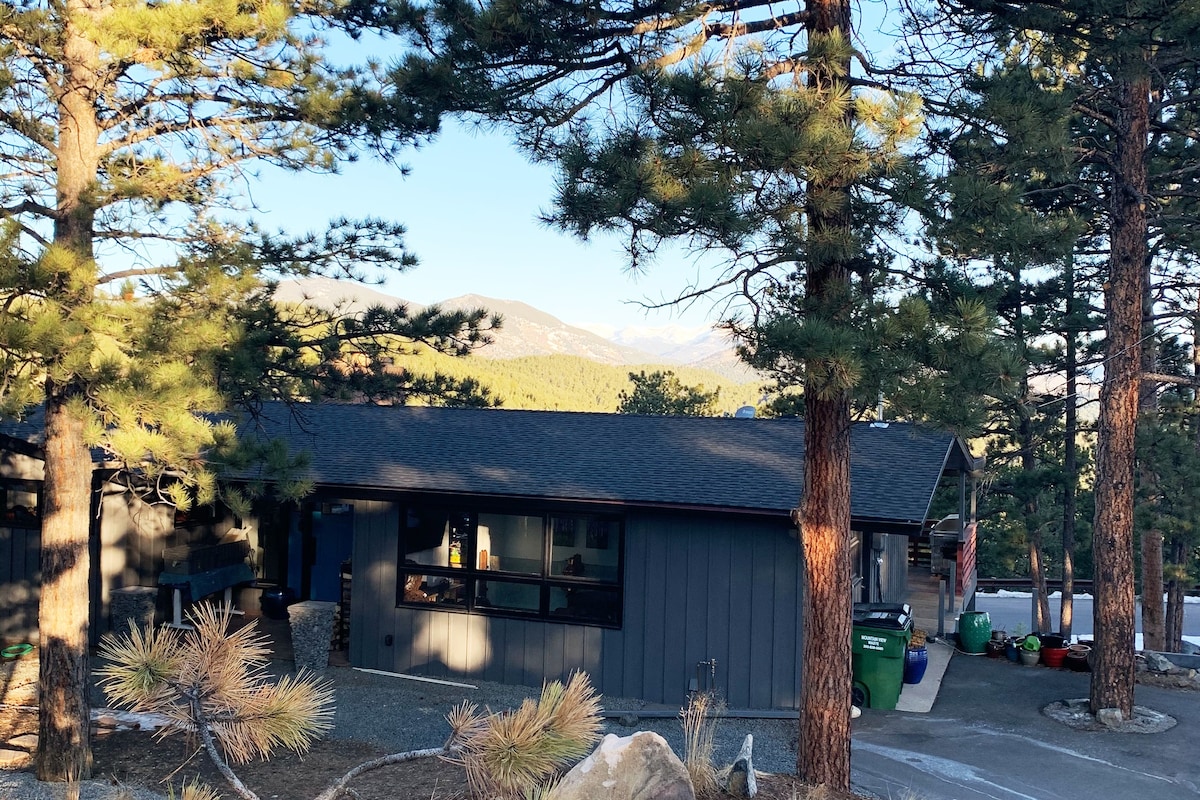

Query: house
[[1, 404, 980, 710]]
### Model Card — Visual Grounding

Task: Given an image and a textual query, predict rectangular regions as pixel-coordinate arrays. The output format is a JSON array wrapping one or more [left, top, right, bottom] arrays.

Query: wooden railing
[[976, 578, 1093, 592]]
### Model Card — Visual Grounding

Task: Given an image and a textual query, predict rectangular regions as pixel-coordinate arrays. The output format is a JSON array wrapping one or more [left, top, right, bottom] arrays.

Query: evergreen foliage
[[617, 369, 721, 416], [387, 348, 763, 413], [393, 0, 1009, 787], [0, 0, 494, 780]]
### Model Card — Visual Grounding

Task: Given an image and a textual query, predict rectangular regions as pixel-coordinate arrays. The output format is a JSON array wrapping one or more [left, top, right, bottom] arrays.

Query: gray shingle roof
[[241, 404, 973, 528]]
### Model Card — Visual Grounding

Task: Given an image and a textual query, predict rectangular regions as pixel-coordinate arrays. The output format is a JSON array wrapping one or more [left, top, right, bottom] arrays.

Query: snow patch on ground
[[988, 589, 1200, 603]]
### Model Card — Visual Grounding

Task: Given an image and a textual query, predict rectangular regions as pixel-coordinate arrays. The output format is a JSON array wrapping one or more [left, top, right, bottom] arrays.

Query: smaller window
[[1, 481, 40, 528]]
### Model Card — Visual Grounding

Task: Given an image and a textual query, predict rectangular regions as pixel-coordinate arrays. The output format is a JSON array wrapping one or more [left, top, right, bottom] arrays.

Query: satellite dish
[[734, 405, 756, 418]]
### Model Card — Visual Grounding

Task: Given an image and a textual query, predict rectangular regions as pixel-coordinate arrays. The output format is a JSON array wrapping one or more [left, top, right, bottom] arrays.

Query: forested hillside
[[396, 348, 764, 413]]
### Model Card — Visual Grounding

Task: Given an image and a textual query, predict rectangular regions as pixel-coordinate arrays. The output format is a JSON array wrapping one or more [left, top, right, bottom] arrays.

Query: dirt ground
[[84, 726, 841, 800], [2, 656, 854, 800]]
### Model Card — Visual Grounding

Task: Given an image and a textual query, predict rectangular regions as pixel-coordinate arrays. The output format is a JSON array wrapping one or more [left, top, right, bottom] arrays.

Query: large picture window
[[397, 507, 622, 627]]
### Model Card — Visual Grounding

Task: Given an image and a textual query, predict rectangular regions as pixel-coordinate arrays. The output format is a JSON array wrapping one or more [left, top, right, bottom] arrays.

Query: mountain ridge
[[273, 277, 756, 380]]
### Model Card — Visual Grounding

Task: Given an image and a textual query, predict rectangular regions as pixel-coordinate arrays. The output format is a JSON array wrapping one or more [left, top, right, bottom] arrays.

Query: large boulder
[[549, 731, 695, 800]]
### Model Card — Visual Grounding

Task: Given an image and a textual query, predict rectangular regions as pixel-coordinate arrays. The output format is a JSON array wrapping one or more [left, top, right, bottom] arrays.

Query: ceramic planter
[[904, 647, 929, 684], [1018, 648, 1041, 666], [957, 611, 992, 654], [1041, 646, 1069, 668]]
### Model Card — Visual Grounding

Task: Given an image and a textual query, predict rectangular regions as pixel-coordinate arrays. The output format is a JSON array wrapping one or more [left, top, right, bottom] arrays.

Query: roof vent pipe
[[870, 392, 889, 428]]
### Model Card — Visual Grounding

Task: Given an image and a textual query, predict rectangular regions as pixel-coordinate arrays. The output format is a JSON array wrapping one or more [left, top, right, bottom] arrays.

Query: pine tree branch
[[96, 266, 184, 285], [312, 748, 447, 800], [1144, 371, 1200, 387], [193, 696, 262, 800], [1, 198, 56, 220]]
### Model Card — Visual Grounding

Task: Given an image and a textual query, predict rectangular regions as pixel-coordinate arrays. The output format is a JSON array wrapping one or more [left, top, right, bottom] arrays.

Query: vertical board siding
[[747, 529, 776, 709], [682, 528, 709, 693], [704, 530, 732, 698], [881, 533, 909, 604], [724, 532, 753, 708], [0, 525, 39, 642], [639, 524, 668, 702], [357, 506, 804, 710], [771, 531, 801, 708]]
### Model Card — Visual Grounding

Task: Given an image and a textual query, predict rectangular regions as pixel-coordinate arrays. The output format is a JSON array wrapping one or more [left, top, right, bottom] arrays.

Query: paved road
[[850, 650, 1200, 799], [974, 594, 1200, 643]]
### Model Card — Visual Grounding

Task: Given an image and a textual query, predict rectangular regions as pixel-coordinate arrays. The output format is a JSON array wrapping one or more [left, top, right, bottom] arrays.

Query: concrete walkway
[[895, 636, 956, 713]]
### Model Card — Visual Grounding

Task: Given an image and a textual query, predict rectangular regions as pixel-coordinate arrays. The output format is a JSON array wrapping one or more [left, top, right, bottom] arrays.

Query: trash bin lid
[[853, 603, 913, 630]]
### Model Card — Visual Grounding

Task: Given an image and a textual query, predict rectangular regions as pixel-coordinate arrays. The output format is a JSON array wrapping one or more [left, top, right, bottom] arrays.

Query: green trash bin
[[851, 621, 912, 710]]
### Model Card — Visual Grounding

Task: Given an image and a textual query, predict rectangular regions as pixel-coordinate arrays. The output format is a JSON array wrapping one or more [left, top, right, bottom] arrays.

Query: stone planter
[[109, 586, 158, 637], [288, 600, 337, 673]]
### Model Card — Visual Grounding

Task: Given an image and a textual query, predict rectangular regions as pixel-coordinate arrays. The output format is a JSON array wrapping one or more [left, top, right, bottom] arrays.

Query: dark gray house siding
[[3, 404, 978, 707], [348, 497, 803, 709]]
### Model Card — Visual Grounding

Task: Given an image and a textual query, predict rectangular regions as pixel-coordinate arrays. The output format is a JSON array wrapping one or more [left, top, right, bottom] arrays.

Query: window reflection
[[397, 507, 623, 627]]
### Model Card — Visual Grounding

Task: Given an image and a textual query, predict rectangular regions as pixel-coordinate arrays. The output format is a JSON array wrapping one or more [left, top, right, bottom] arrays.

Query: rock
[[549, 731, 694, 800], [618, 713, 640, 727], [1096, 707, 1125, 728], [851, 705, 862, 719], [0, 747, 31, 769], [723, 734, 757, 798], [7, 733, 37, 749], [1143, 652, 1174, 673]]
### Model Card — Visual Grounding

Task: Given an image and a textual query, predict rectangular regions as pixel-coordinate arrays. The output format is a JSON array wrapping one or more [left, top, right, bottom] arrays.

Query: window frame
[[0, 479, 42, 529], [396, 504, 624, 628]]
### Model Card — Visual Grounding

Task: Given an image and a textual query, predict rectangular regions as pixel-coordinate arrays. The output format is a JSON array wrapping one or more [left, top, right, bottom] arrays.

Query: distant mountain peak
[[273, 278, 754, 379]]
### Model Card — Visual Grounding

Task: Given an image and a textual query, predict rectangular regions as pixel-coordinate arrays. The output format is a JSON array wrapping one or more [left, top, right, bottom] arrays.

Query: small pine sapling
[[444, 671, 603, 799], [97, 603, 336, 800]]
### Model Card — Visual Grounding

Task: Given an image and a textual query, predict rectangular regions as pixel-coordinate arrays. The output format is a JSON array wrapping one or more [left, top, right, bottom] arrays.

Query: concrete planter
[[288, 600, 337, 673]]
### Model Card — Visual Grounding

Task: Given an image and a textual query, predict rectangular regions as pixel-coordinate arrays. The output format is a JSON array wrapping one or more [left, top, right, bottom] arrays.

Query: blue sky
[[249, 1, 899, 332], [253, 124, 723, 331]]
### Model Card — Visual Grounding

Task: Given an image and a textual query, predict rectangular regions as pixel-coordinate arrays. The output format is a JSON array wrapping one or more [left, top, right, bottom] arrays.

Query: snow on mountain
[[437, 294, 659, 364], [273, 279, 751, 377]]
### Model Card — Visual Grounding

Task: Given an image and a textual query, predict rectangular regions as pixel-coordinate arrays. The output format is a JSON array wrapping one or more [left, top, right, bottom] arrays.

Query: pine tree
[[617, 370, 721, 416], [395, 0, 956, 788], [908, 0, 1200, 719], [0, 1, 496, 780]]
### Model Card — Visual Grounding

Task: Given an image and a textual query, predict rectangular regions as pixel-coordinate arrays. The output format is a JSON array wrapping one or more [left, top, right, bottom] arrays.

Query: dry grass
[[680, 691, 724, 797]]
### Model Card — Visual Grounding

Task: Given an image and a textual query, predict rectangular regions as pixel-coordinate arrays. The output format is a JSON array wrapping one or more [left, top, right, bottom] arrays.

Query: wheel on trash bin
[[851, 683, 869, 709]]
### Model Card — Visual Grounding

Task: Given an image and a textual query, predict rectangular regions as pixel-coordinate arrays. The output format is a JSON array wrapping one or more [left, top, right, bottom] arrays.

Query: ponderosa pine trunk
[[1138, 277, 1164, 653], [1164, 539, 1186, 653], [1015, 287, 1050, 632], [1060, 255, 1078, 639], [796, 0, 854, 789], [1089, 69, 1147, 720], [798, 387, 853, 789], [36, 0, 102, 780], [36, 394, 95, 782]]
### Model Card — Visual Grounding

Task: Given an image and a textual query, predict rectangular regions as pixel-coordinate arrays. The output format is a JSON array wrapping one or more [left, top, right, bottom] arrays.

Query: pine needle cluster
[[445, 671, 602, 799], [96, 604, 334, 771]]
